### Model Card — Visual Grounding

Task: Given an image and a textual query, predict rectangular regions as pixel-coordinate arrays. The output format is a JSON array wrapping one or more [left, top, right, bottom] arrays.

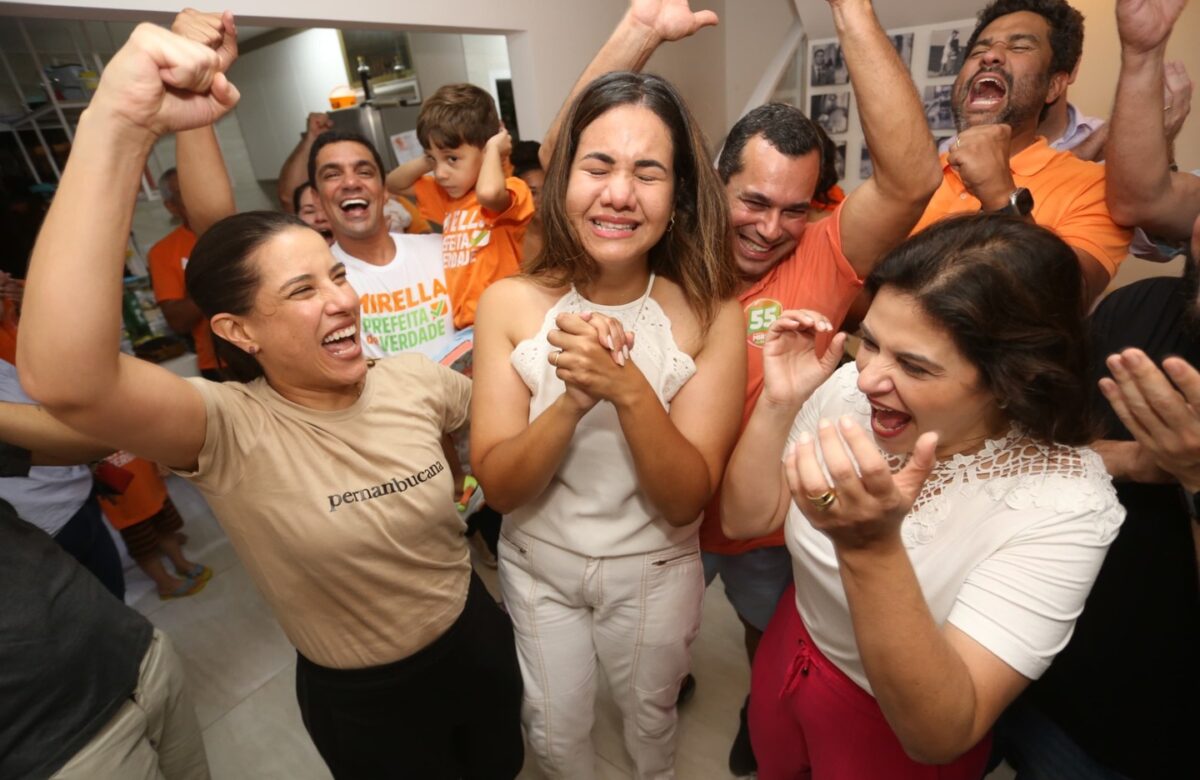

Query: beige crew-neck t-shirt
[[177, 355, 471, 669]]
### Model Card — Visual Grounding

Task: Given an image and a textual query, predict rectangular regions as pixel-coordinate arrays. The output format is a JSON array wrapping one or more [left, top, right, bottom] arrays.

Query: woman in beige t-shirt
[[19, 16, 523, 780]]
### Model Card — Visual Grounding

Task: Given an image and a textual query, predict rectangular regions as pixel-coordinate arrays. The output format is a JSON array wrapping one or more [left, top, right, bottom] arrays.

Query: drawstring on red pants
[[780, 637, 812, 698]]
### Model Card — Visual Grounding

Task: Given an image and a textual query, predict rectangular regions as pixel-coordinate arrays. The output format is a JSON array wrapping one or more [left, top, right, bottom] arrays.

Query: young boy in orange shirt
[[386, 84, 534, 328]]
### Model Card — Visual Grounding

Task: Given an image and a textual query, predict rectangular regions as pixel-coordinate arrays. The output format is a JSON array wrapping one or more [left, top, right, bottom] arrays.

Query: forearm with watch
[[984, 186, 1034, 220]]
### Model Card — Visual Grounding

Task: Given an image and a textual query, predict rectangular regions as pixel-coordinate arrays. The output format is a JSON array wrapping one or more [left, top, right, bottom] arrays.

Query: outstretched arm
[[539, 0, 718, 168], [833, 0, 941, 277], [19, 19, 240, 470], [173, 9, 239, 236], [1106, 0, 1200, 240], [0, 401, 114, 465]]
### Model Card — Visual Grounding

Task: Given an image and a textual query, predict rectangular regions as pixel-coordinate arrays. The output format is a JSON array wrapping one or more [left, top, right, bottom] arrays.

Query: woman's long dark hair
[[866, 214, 1095, 445], [531, 71, 737, 332], [185, 211, 308, 382]]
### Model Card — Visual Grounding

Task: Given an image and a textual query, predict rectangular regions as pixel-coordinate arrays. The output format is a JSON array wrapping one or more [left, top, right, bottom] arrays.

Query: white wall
[[461, 33, 510, 109], [227, 27, 347, 179]]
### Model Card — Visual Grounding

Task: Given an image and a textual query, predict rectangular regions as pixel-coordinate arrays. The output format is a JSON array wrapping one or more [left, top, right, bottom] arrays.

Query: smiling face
[[426, 142, 485, 200], [216, 226, 366, 399], [952, 11, 1063, 133], [313, 141, 387, 243], [296, 186, 334, 245], [565, 103, 675, 271], [725, 135, 820, 282], [856, 287, 1005, 458]]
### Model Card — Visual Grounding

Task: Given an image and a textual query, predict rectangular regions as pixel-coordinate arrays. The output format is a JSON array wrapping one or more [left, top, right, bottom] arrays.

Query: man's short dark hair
[[965, 0, 1085, 77], [307, 131, 386, 188], [717, 103, 824, 184]]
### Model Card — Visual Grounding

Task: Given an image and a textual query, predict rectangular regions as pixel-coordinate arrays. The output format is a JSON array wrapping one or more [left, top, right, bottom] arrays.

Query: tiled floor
[[136, 477, 1013, 779]]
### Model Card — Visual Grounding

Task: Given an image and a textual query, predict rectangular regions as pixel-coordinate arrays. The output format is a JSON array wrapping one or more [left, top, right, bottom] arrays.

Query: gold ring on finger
[[550, 349, 562, 367], [807, 489, 837, 512]]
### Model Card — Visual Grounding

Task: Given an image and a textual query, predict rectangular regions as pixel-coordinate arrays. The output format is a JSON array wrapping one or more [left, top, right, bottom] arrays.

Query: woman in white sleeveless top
[[471, 72, 745, 779], [722, 215, 1124, 779]]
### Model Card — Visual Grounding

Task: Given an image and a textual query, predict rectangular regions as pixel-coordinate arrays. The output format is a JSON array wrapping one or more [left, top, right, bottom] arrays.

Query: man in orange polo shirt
[[913, 0, 1131, 300], [147, 168, 220, 380]]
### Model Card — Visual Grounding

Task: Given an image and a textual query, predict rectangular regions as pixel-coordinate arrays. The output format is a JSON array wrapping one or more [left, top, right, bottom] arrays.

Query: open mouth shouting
[[869, 399, 912, 439], [321, 323, 360, 357], [964, 71, 1010, 111], [339, 197, 370, 218]]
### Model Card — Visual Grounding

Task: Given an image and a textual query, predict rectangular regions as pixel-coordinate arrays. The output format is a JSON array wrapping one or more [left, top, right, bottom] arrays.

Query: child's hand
[[486, 125, 513, 160]]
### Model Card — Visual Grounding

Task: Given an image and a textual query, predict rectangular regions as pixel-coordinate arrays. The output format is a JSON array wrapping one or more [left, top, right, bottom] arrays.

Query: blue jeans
[[54, 497, 125, 601], [990, 695, 1132, 780]]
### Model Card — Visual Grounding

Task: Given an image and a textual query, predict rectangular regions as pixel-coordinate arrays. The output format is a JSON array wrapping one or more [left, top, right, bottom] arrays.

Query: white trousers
[[52, 629, 209, 780], [498, 527, 704, 780]]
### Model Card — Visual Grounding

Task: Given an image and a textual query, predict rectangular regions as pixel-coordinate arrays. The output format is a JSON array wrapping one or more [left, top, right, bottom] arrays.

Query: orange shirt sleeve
[[1046, 174, 1132, 280]]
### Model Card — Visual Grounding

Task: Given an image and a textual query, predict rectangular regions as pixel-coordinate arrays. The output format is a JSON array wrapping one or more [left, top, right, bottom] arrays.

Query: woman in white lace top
[[722, 215, 1124, 780], [470, 72, 745, 778]]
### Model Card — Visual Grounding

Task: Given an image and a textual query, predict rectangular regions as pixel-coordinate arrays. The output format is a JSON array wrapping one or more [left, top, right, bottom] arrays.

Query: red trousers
[[749, 584, 992, 779]]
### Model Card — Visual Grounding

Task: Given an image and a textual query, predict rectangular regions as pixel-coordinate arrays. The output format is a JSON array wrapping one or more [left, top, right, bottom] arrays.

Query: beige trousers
[[52, 629, 209, 780]]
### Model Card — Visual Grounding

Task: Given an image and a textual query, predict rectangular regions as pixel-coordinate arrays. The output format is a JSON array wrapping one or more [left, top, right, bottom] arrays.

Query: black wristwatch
[[991, 187, 1034, 218]]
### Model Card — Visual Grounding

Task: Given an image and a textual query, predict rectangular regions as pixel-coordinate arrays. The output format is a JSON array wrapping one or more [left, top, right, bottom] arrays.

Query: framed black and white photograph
[[834, 142, 847, 180], [810, 42, 848, 86], [859, 145, 873, 180], [928, 26, 971, 78], [923, 85, 956, 131], [811, 92, 851, 135], [889, 33, 914, 69]]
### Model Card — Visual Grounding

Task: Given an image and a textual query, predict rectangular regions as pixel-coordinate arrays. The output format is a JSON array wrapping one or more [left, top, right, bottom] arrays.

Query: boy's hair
[[416, 84, 501, 150]]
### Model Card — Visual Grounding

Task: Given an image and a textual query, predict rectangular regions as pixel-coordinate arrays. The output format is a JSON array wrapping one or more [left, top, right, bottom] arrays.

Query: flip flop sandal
[[175, 564, 213, 583], [158, 576, 208, 601]]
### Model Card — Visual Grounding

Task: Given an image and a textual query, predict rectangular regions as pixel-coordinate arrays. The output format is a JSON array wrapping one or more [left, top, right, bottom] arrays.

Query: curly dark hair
[[866, 214, 1095, 446], [965, 0, 1085, 76]]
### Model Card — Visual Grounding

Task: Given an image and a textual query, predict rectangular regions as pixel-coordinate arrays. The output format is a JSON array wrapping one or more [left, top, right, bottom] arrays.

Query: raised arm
[[722, 312, 844, 539], [476, 126, 513, 212], [1106, 0, 1200, 240], [278, 112, 333, 212], [834, 0, 941, 276], [173, 10, 239, 236], [385, 156, 432, 197], [539, 0, 717, 168], [18, 21, 239, 470]]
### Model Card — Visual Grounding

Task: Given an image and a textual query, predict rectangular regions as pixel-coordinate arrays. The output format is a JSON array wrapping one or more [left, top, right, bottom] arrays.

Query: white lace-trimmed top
[[784, 364, 1125, 694], [506, 274, 699, 556]]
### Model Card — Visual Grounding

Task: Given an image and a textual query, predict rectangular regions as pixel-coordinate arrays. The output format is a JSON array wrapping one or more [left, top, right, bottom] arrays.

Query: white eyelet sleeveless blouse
[[505, 274, 700, 556]]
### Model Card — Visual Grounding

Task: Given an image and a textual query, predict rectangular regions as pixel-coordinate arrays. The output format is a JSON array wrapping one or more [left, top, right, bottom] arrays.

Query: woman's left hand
[[785, 415, 939, 551], [548, 312, 643, 407]]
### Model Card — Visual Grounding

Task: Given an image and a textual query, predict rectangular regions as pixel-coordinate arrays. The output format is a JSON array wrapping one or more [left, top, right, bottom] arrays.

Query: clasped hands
[[547, 312, 639, 414]]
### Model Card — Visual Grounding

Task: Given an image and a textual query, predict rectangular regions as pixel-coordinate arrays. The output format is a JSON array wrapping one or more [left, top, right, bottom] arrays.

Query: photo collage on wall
[[799, 19, 975, 192]]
